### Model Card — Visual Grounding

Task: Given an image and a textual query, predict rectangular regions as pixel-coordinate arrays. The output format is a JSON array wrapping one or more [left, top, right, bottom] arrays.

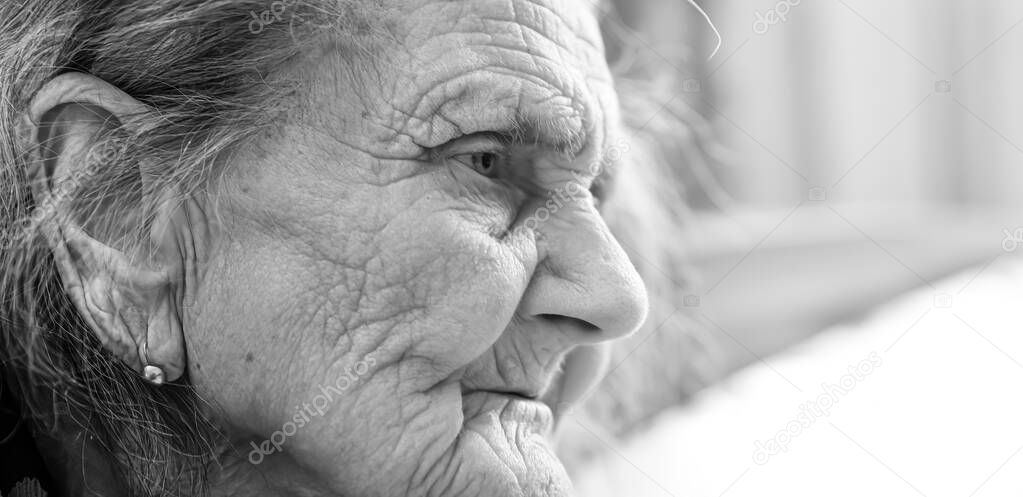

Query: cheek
[[373, 204, 536, 370], [349, 165, 537, 369], [184, 235, 329, 435], [184, 170, 538, 431]]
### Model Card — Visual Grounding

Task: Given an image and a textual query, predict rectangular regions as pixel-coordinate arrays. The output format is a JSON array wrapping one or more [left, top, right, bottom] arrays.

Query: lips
[[467, 388, 539, 401], [461, 390, 554, 432], [460, 381, 543, 401]]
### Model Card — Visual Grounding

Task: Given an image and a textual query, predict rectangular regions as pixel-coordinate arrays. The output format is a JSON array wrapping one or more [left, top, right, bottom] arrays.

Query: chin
[[442, 392, 573, 497]]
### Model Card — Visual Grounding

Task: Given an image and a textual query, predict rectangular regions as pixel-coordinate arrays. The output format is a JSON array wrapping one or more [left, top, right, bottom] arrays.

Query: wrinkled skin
[[190, 1, 649, 495]]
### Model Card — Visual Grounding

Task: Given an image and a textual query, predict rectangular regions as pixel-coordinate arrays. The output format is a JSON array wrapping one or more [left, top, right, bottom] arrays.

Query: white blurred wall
[[706, 0, 1023, 210]]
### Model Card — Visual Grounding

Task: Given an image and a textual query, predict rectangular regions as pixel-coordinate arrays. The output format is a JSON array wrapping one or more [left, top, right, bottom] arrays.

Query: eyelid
[[431, 133, 509, 162]]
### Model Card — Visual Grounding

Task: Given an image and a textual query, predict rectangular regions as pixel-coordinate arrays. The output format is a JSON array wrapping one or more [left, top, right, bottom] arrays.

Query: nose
[[519, 206, 649, 344]]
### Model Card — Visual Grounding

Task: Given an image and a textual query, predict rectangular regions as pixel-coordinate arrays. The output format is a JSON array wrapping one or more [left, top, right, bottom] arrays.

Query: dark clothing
[[1, 377, 54, 497]]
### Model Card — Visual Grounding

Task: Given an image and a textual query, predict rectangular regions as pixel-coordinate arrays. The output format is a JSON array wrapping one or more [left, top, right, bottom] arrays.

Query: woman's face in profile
[[185, 0, 647, 495]]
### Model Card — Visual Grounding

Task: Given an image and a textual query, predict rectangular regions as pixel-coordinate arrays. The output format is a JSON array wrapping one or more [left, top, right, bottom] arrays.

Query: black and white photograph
[[2, 1, 1022, 496]]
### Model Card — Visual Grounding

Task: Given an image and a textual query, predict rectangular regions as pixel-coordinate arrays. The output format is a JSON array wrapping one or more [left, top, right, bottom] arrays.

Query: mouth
[[463, 387, 540, 401], [461, 389, 554, 432]]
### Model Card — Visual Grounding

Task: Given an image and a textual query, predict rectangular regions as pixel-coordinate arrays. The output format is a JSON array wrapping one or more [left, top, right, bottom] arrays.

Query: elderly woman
[[0, 1, 686, 495]]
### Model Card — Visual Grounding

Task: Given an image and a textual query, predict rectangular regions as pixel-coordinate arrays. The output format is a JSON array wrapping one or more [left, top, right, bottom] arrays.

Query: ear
[[22, 72, 191, 385]]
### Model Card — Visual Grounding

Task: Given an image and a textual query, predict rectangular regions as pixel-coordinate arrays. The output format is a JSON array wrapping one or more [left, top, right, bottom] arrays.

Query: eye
[[451, 151, 504, 178], [434, 134, 509, 179]]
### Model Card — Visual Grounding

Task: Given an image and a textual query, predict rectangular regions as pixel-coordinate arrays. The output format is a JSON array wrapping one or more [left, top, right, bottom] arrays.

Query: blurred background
[[564, 1, 1023, 495]]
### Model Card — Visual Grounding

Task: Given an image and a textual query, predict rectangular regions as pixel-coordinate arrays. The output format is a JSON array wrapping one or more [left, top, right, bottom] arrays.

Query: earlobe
[[54, 221, 188, 384], [25, 72, 189, 385], [143, 285, 187, 384]]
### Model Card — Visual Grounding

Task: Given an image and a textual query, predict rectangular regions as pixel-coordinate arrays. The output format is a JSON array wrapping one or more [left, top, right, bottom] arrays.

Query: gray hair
[[0, 1, 371, 494]]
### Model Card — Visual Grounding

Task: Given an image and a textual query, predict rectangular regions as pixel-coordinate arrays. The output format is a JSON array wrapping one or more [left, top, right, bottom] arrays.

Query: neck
[[36, 422, 337, 497], [207, 437, 339, 497]]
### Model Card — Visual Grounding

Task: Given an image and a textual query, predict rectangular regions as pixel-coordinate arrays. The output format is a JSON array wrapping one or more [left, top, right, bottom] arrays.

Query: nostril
[[538, 313, 600, 332]]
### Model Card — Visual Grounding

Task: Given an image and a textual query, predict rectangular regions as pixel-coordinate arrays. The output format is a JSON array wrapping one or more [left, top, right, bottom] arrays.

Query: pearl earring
[[141, 341, 165, 386]]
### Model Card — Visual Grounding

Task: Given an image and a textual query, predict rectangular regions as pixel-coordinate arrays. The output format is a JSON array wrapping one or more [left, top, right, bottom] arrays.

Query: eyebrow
[[496, 110, 590, 159]]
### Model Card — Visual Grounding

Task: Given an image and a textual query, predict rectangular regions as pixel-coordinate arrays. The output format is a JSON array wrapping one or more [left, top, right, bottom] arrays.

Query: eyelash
[[436, 134, 510, 179], [450, 151, 505, 178], [434, 135, 606, 210]]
